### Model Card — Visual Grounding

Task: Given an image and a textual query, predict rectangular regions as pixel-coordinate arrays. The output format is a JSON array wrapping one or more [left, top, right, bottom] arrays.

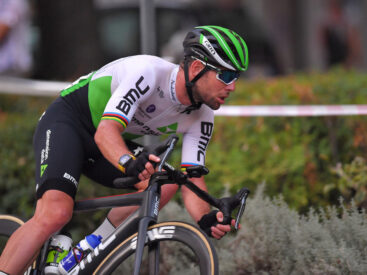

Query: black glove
[[197, 210, 219, 237], [124, 151, 154, 178]]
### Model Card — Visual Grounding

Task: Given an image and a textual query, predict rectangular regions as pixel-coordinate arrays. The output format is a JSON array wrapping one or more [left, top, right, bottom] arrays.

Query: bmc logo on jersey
[[197, 122, 213, 162], [116, 76, 150, 115]]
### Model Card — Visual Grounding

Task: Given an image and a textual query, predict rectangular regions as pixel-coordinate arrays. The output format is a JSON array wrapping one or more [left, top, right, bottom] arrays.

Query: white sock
[[92, 218, 116, 240]]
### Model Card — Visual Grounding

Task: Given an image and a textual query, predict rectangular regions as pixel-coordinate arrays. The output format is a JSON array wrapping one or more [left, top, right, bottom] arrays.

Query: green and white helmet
[[183, 25, 249, 72]]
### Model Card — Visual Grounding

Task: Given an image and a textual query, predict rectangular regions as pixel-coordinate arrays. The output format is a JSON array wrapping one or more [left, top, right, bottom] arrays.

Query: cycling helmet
[[181, 25, 249, 111], [183, 25, 249, 72]]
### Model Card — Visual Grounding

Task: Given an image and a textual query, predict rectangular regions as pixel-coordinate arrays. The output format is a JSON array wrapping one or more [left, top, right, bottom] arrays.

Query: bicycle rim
[[94, 221, 218, 275]]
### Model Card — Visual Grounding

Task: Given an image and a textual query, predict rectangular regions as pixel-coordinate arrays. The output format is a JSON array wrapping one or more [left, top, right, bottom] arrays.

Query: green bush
[[328, 156, 367, 208], [205, 68, 367, 212], [0, 96, 49, 217]]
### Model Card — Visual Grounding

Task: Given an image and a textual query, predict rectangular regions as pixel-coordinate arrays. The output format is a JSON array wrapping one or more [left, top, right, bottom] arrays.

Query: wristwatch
[[118, 154, 136, 173]]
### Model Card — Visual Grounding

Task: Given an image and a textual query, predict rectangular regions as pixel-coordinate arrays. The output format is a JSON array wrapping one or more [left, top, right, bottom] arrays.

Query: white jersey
[[61, 55, 214, 169]]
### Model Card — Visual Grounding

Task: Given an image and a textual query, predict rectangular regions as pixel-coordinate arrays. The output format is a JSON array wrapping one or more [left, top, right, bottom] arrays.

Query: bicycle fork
[[133, 180, 163, 275], [133, 216, 157, 275]]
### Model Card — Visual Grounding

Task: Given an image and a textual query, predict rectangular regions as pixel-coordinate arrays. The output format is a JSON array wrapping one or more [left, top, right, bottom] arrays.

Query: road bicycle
[[0, 134, 250, 275]]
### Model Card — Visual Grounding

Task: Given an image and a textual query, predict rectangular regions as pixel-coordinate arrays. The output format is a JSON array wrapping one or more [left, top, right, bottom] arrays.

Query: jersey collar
[[169, 66, 182, 105]]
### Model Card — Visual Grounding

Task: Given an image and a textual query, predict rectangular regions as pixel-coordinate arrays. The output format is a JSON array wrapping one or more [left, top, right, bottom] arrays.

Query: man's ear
[[189, 59, 205, 79]]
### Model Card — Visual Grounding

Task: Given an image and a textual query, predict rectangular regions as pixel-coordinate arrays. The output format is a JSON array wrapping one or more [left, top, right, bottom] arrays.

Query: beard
[[192, 86, 220, 110]]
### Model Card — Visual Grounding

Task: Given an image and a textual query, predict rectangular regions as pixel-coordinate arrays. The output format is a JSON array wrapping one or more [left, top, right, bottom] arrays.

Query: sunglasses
[[193, 57, 240, 85], [215, 70, 240, 85]]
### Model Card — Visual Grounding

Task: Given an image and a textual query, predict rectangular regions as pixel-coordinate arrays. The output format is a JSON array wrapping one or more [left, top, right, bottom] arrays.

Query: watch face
[[119, 154, 132, 166]]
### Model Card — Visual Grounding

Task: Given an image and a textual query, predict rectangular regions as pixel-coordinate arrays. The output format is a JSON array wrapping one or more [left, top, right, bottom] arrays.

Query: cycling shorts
[[33, 96, 139, 200]]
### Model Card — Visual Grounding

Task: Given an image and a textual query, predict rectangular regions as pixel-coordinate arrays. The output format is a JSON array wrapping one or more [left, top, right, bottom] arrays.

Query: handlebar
[[113, 134, 250, 227]]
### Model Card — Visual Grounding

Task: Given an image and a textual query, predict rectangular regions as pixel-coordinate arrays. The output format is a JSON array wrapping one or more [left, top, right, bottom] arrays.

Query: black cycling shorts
[[33, 96, 140, 200]]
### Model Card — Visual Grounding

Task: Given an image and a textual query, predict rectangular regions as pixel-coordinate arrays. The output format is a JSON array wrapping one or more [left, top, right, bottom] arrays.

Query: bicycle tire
[[94, 221, 218, 275], [0, 215, 33, 275], [0, 215, 24, 237]]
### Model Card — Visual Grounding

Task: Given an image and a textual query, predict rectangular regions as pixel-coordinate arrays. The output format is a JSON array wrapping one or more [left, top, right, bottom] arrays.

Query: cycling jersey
[[61, 55, 214, 169], [33, 55, 214, 199]]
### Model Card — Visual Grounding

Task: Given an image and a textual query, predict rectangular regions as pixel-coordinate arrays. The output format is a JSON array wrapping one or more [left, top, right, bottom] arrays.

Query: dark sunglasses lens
[[218, 71, 240, 84]]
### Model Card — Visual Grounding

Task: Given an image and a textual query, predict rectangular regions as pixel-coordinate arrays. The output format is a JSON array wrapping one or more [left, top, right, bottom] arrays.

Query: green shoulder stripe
[[61, 72, 94, 97], [88, 76, 113, 128]]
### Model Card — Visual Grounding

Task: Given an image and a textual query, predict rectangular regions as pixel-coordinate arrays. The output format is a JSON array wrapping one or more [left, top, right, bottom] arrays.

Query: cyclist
[[0, 25, 248, 275]]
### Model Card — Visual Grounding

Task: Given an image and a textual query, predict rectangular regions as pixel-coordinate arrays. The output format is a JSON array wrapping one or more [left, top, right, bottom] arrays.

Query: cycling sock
[[92, 217, 116, 240], [0, 271, 10, 275]]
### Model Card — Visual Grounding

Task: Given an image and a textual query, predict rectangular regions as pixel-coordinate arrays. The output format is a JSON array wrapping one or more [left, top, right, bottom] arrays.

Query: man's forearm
[[95, 120, 130, 169], [182, 177, 211, 222]]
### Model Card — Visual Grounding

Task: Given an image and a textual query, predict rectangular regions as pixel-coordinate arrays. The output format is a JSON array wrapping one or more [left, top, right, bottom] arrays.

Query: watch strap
[[118, 154, 136, 173]]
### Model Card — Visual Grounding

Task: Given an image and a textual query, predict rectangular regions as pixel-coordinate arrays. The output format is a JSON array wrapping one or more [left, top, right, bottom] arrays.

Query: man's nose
[[226, 81, 236, 91]]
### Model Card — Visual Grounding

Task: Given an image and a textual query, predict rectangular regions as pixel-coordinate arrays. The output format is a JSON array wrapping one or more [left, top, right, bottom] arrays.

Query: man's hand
[[124, 152, 160, 181], [137, 154, 160, 181], [198, 210, 241, 240], [211, 211, 239, 239]]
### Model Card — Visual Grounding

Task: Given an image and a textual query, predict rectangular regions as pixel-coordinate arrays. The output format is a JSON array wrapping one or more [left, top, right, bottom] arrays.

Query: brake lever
[[234, 188, 250, 230]]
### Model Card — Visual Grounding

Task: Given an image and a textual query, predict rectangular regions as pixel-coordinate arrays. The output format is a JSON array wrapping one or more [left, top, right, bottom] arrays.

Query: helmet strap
[[183, 57, 210, 111]]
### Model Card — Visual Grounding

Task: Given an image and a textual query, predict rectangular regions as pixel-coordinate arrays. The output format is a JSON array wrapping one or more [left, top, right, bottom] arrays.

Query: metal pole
[[140, 0, 156, 55], [139, 0, 159, 146], [362, 0, 367, 70]]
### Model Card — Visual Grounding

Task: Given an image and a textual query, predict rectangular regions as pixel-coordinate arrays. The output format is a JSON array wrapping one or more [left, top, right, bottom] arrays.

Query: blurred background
[[2, 0, 366, 80]]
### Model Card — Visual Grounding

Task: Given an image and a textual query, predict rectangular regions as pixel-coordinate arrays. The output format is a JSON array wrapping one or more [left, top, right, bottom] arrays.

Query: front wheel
[[0, 215, 33, 275], [0, 214, 25, 253], [0, 215, 24, 238], [94, 221, 219, 275]]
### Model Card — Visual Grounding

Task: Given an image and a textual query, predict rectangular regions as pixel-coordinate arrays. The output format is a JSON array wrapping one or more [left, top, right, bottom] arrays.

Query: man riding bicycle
[[0, 25, 249, 275]]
